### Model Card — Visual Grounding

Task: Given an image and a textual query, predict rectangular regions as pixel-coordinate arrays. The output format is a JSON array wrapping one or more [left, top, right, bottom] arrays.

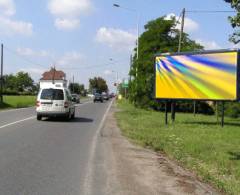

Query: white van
[[36, 87, 75, 121]]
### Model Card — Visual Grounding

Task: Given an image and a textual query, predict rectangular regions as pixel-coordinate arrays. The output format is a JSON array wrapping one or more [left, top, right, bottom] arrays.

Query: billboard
[[155, 50, 239, 100]]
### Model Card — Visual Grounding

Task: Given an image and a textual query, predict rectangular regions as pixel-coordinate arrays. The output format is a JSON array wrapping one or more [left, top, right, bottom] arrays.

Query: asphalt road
[[0, 99, 112, 195]]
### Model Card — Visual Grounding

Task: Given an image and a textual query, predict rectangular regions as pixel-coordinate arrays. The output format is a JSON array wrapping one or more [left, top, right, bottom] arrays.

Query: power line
[[186, 10, 236, 13], [4, 46, 48, 69], [4, 45, 129, 72], [176, 10, 183, 24]]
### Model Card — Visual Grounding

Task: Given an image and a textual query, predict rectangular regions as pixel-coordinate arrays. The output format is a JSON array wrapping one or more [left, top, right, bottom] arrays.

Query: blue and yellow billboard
[[155, 50, 239, 100]]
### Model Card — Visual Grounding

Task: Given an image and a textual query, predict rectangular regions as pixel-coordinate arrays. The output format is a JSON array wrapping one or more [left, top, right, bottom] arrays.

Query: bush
[[152, 100, 214, 115], [3, 89, 18, 95], [225, 102, 240, 118]]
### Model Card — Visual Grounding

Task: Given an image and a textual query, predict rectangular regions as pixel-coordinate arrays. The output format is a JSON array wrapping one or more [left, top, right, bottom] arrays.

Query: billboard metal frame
[[154, 49, 240, 102]]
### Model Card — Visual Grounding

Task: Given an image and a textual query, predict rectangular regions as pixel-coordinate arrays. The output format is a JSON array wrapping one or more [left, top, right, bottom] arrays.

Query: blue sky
[[0, 0, 237, 91]]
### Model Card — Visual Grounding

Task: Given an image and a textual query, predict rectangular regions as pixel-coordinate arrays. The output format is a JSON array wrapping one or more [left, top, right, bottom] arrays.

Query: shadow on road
[[43, 117, 94, 123]]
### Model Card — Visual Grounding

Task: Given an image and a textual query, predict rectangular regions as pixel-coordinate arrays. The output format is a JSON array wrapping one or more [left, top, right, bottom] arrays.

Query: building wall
[[40, 80, 68, 89]]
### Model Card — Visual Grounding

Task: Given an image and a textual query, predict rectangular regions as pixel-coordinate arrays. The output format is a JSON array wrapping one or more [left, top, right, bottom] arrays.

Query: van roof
[[40, 86, 68, 90]]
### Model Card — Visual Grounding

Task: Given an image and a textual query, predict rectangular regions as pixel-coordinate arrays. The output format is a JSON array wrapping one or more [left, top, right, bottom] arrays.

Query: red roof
[[40, 67, 66, 80]]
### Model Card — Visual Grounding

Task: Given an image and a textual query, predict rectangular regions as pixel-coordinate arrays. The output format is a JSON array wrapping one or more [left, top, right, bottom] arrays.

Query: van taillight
[[36, 101, 40, 107], [64, 102, 69, 108]]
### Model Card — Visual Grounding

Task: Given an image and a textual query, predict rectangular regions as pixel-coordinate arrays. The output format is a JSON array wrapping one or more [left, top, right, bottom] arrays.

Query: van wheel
[[66, 111, 71, 121], [71, 111, 75, 119], [37, 115, 42, 121]]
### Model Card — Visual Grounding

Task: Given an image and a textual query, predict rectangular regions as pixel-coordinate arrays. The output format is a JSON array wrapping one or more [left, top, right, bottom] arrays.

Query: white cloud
[[48, 0, 92, 18], [55, 18, 80, 30], [196, 39, 222, 50], [0, 0, 33, 36], [48, 0, 92, 31], [96, 27, 137, 51], [165, 13, 199, 33], [0, 17, 32, 36], [104, 69, 113, 75], [57, 51, 85, 67], [20, 68, 44, 75], [17, 47, 50, 57], [0, 0, 15, 16]]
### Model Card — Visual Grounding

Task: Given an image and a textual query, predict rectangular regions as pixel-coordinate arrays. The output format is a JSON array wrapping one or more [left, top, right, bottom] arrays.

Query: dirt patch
[[101, 103, 220, 195]]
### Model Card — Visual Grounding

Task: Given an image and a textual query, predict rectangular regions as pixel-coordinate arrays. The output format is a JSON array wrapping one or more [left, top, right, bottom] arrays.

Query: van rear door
[[40, 88, 65, 112]]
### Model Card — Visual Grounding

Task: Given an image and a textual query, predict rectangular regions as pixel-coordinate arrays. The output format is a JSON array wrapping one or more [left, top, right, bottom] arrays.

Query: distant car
[[36, 87, 75, 120], [94, 93, 103, 103], [87, 94, 94, 98], [102, 92, 109, 101], [71, 94, 80, 103], [109, 93, 115, 98]]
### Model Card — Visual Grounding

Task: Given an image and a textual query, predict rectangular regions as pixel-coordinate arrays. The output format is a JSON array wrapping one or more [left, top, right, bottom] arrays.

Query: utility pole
[[129, 54, 132, 82], [171, 8, 185, 122], [178, 8, 186, 53], [52, 65, 56, 84], [72, 75, 74, 93], [0, 44, 3, 103]]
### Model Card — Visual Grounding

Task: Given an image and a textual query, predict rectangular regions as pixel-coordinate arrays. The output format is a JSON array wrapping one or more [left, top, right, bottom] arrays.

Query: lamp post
[[113, 4, 140, 60], [111, 70, 118, 95], [109, 59, 119, 95], [113, 3, 140, 100]]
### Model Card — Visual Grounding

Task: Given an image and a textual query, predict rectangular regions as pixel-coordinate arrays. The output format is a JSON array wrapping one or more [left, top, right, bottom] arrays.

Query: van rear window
[[40, 89, 64, 100]]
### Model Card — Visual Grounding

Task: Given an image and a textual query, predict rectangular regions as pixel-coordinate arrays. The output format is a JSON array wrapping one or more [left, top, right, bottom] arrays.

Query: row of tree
[[2, 71, 109, 96], [3, 71, 38, 95], [88, 77, 108, 94], [124, 1, 240, 117]]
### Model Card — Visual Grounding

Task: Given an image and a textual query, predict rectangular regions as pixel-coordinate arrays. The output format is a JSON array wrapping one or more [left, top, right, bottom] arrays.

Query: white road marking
[[0, 100, 93, 129], [0, 116, 36, 129], [83, 99, 114, 195], [75, 100, 93, 107], [0, 107, 34, 113]]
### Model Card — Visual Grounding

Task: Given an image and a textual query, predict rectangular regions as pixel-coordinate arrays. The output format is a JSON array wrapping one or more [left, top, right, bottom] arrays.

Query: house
[[40, 67, 67, 88]]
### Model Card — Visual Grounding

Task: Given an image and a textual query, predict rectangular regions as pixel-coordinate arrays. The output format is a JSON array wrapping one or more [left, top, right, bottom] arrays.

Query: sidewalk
[[99, 102, 220, 195]]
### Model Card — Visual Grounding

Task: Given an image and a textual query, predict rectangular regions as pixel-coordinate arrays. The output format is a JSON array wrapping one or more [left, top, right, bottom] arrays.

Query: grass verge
[[115, 99, 240, 195], [0, 96, 36, 110]]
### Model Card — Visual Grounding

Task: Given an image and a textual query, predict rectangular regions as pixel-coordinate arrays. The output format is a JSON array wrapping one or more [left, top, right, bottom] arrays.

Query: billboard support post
[[165, 101, 168, 125], [193, 101, 196, 116], [171, 102, 175, 122], [0, 43, 3, 103], [216, 102, 219, 122], [221, 101, 225, 127]]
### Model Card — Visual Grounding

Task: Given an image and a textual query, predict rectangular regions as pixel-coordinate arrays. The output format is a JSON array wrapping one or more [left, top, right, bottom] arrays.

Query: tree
[[224, 0, 240, 43], [89, 77, 108, 94], [3, 74, 17, 90], [129, 16, 203, 108], [3, 72, 35, 94], [69, 83, 80, 94], [69, 83, 85, 95], [15, 71, 34, 92]]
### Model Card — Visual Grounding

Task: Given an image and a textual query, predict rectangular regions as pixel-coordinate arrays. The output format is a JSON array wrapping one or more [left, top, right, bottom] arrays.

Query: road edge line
[[83, 99, 114, 195], [0, 116, 36, 129]]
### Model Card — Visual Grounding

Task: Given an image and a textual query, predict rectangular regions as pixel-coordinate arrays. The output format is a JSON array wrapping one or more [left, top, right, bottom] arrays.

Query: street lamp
[[109, 59, 119, 84], [113, 4, 120, 8], [111, 70, 119, 95], [113, 3, 140, 59]]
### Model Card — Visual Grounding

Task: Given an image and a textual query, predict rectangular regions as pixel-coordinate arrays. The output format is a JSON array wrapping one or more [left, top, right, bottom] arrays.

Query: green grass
[[0, 95, 36, 110], [115, 99, 240, 195]]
